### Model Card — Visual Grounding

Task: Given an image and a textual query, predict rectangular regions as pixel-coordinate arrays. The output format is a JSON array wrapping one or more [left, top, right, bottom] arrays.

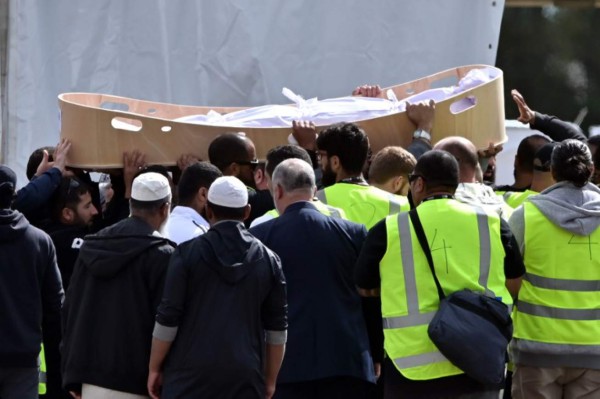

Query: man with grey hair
[[251, 159, 376, 399], [62, 172, 175, 399], [149, 176, 287, 399]]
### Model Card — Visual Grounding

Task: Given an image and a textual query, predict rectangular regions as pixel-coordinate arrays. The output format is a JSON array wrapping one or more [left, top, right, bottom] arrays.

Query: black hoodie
[[155, 220, 287, 398], [61, 216, 175, 395], [0, 209, 64, 370]]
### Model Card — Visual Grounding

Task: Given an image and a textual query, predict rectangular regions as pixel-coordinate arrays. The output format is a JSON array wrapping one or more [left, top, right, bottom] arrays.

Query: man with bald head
[[208, 132, 274, 226], [434, 136, 512, 220], [251, 159, 376, 399]]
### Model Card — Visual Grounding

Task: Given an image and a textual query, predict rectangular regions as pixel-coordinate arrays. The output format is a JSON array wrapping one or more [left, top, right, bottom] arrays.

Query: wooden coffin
[[59, 64, 506, 168]]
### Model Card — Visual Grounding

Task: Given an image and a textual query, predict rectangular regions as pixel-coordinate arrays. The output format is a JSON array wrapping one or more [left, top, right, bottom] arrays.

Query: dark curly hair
[[551, 139, 593, 187]]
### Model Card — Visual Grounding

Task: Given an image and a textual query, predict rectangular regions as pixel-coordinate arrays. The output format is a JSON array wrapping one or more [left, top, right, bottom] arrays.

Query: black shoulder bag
[[408, 209, 512, 386]]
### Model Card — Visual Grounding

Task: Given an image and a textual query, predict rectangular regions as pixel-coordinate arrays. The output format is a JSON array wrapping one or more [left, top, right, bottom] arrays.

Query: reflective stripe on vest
[[380, 199, 510, 380], [513, 202, 600, 359], [387, 193, 402, 215], [524, 272, 600, 292]]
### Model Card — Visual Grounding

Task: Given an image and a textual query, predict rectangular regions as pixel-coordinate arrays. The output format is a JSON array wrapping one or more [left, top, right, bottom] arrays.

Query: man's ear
[[414, 176, 426, 194], [161, 201, 170, 219], [61, 207, 75, 223], [196, 187, 208, 205], [228, 163, 240, 177], [329, 155, 341, 173], [254, 168, 264, 183], [392, 176, 404, 194], [242, 204, 251, 221], [274, 183, 284, 201]]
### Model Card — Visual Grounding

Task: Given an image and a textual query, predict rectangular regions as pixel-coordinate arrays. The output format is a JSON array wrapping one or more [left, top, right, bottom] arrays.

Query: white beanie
[[131, 172, 171, 201], [207, 176, 248, 208]]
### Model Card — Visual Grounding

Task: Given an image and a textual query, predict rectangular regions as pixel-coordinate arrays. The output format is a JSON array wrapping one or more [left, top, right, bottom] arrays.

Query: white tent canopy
[[1, 0, 505, 186]]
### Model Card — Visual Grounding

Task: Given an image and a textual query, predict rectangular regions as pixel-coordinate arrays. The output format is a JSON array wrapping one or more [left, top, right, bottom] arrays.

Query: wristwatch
[[413, 129, 431, 141]]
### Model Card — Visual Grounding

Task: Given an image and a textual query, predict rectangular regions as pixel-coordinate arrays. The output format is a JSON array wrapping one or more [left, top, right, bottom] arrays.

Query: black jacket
[[61, 216, 175, 395], [0, 209, 64, 369], [156, 220, 287, 398]]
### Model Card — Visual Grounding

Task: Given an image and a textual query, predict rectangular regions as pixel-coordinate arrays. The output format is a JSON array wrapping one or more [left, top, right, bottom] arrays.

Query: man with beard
[[62, 172, 175, 399], [208, 133, 274, 226], [315, 123, 409, 229], [164, 162, 222, 244], [39, 177, 99, 398], [42, 177, 99, 290]]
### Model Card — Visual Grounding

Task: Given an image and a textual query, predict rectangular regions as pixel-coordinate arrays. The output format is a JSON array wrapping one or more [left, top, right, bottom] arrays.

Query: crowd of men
[[1, 88, 599, 399]]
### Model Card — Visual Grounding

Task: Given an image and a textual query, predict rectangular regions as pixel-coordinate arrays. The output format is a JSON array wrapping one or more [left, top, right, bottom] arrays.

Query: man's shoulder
[[295, 204, 367, 237], [326, 212, 366, 232]]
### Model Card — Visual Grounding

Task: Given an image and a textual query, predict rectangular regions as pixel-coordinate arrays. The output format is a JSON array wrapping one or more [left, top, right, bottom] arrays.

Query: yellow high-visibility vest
[[316, 183, 409, 229], [39, 344, 47, 394], [380, 199, 511, 380], [512, 202, 600, 361], [496, 189, 537, 209]]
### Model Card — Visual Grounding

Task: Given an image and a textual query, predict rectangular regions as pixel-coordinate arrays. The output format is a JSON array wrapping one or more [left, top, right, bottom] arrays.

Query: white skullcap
[[131, 172, 171, 201], [207, 176, 248, 208]]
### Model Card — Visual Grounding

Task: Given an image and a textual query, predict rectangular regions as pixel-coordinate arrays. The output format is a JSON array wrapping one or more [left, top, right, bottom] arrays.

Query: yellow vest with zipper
[[380, 198, 511, 380]]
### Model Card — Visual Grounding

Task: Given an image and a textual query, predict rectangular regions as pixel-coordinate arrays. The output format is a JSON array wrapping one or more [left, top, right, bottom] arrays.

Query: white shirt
[[249, 211, 277, 228], [164, 206, 209, 245]]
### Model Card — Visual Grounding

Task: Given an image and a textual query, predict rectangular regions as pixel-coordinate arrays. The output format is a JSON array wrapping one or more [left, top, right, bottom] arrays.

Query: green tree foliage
[[497, 7, 600, 133]]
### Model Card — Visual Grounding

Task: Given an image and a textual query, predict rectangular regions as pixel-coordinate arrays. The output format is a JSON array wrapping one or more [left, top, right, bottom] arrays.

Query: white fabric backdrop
[[5, 0, 505, 186]]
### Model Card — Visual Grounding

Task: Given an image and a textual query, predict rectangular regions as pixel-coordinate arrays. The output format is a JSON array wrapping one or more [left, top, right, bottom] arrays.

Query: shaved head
[[433, 136, 479, 182]]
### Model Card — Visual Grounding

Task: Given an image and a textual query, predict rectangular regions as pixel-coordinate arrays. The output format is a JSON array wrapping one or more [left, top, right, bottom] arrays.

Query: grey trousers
[[0, 367, 38, 399], [512, 365, 600, 399], [82, 384, 150, 399]]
